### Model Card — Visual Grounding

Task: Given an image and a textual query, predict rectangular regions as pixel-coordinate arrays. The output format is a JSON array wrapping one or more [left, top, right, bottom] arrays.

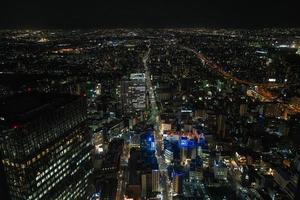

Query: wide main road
[[181, 46, 284, 88], [143, 45, 171, 200], [182, 46, 300, 116]]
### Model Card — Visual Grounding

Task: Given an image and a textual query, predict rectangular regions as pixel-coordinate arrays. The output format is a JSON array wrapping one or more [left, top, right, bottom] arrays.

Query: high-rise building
[[164, 149, 174, 163], [0, 93, 92, 200], [121, 73, 147, 114], [141, 172, 153, 199], [152, 169, 160, 193], [213, 160, 228, 180], [141, 174, 147, 198], [172, 171, 184, 195]]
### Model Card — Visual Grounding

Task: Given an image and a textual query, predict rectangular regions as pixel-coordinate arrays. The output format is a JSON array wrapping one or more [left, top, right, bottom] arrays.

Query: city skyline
[[1, 1, 300, 200]]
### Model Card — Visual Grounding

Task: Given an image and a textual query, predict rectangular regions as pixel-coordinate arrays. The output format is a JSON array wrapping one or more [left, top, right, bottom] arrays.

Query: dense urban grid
[[1, 28, 300, 200]]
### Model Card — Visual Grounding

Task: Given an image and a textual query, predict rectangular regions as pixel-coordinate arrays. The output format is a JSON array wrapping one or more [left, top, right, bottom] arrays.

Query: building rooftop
[[0, 92, 81, 126]]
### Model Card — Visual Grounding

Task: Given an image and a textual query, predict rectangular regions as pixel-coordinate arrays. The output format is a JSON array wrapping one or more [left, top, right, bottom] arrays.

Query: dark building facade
[[0, 158, 10, 200], [0, 93, 92, 200]]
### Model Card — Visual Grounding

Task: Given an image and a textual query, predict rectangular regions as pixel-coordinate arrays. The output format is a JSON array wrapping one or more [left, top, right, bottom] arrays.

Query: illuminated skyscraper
[[152, 169, 160, 193], [172, 171, 184, 195], [141, 173, 153, 199], [0, 93, 92, 200], [121, 73, 147, 114]]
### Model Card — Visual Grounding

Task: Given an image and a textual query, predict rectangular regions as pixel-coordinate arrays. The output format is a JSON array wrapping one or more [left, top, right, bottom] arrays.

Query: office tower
[[126, 149, 142, 200], [152, 169, 160, 193], [0, 93, 92, 200], [121, 73, 147, 114], [213, 161, 228, 180], [94, 139, 124, 200], [141, 172, 152, 199], [141, 174, 147, 198], [164, 149, 174, 163], [172, 171, 183, 195]]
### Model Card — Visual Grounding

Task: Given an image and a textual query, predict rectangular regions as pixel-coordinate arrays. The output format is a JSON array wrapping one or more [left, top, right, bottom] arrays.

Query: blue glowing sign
[[178, 136, 202, 149], [180, 138, 188, 147]]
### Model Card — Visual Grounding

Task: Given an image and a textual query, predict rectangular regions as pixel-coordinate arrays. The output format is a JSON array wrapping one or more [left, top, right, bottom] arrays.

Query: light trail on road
[[182, 46, 300, 117], [143, 45, 171, 200]]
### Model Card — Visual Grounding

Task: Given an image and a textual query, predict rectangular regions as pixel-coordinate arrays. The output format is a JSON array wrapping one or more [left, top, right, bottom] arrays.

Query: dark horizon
[[1, 1, 300, 29]]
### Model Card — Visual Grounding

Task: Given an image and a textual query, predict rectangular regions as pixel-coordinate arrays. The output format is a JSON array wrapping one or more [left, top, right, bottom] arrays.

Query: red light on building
[[11, 123, 21, 129]]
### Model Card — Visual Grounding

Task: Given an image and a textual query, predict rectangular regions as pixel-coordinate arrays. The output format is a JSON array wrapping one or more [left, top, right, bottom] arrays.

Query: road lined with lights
[[143, 45, 171, 200], [181, 46, 285, 88], [182, 46, 300, 117]]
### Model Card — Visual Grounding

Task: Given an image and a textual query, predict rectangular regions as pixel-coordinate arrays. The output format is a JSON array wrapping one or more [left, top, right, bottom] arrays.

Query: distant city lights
[[268, 78, 276, 82]]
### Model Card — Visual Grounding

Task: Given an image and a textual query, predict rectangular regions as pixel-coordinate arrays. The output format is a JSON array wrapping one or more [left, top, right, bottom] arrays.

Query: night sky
[[1, 0, 299, 29]]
